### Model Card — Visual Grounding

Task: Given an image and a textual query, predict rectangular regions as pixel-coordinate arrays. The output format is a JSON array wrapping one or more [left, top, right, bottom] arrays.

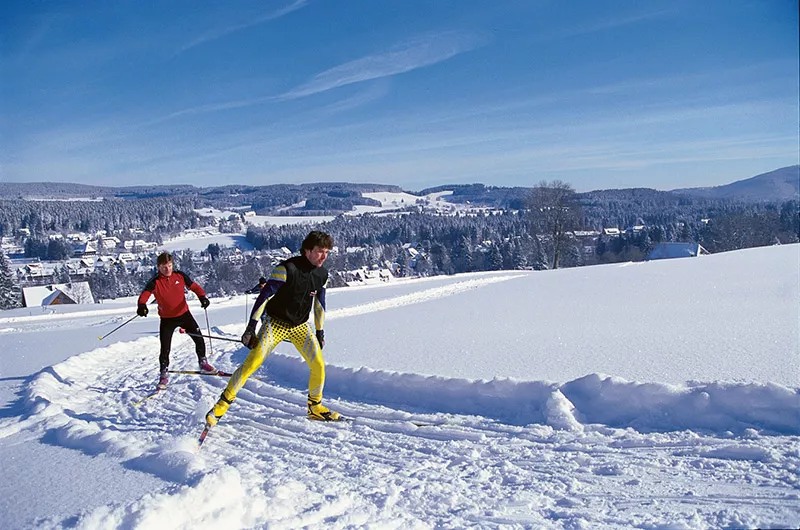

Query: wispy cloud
[[144, 96, 274, 126], [174, 0, 309, 56], [278, 30, 487, 100], [540, 8, 673, 41]]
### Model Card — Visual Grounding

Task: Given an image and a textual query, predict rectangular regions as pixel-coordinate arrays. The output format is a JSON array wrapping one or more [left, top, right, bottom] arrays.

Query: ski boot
[[205, 393, 234, 427], [157, 369, 168, 390], [198, 357, 216, 373], [307, 397, 341, 421]]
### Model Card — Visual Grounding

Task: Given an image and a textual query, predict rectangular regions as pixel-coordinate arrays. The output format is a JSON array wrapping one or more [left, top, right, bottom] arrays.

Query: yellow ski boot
[[307, 397, 341, 421], [205, 393, 234, 427]]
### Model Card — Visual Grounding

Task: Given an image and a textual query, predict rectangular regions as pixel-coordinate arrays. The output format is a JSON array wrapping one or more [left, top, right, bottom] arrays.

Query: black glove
[[137, 304, 148, 317], [199, 296, 210, 309], [316, 329, 325, 349], [241, 321, 257, 349]]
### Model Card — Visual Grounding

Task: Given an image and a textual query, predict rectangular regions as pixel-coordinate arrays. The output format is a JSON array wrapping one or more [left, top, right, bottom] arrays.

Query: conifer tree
[[0, 250, 22, 309]]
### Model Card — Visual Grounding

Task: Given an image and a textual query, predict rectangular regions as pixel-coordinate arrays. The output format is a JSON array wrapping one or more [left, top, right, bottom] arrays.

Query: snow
[[164, 191, 465, 253], [0, 244, 798, 529], [244, 215, 336, 228], [160, 228, 254, 253], [354, 190, 471, 215]]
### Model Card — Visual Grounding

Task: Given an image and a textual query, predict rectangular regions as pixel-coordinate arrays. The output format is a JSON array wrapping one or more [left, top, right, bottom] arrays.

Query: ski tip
[[195, 426, 211, 452]]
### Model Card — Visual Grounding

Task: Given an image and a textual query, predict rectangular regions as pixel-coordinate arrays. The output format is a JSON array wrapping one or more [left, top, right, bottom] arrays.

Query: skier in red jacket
[[137, 252, 215, 388]]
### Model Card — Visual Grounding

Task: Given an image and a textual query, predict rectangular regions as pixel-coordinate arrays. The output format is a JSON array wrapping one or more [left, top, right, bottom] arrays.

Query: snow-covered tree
[[0, 250, 22, 309]]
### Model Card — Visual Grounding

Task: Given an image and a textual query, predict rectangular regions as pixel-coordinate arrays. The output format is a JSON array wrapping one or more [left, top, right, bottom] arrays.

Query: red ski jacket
[[138, 270, 206, 319]]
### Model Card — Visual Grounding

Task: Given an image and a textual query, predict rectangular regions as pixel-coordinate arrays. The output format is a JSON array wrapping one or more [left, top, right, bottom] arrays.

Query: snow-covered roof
[[646, 242, 708, 260], [22, 282, 95, 306], [41, 289, 76, 306]]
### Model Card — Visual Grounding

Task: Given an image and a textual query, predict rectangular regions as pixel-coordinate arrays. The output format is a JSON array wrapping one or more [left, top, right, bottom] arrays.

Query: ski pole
[[179, 328, 242, 343], [98, 314, 138, 341], [204, 307, 213, 355]]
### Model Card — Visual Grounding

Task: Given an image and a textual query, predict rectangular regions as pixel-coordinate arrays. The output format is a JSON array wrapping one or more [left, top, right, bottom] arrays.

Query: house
[[72, 241, 98, 257], [41, 290, 77, 305], [93, 255, 115, 271], [101, 237, 120, 250], [345, 265, 394, 286], [22, 282, 96, 307], [646, 242, 708, 261], [24, 261, 45, 276]]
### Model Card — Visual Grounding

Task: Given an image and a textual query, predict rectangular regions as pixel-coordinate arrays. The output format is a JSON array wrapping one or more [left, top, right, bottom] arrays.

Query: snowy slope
[[0, 245, 798, 529]]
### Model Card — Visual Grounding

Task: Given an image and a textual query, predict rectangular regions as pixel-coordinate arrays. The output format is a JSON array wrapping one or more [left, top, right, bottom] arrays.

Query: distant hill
[[0, 182, 406, 214], [0, 182, 198, 199], [671, 165, 799, 202], [2, 166, 796, 211]]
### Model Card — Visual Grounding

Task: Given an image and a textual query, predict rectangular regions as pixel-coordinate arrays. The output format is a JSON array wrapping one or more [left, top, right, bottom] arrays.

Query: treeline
[[1, 186, 797, 306], [0, 198, 214, 239], [245, 199, 799, 275], [593, 202, 798, 262], [76, 198, 800, 303], [579, 188, 757, 230], [81, 249, 270, 303]]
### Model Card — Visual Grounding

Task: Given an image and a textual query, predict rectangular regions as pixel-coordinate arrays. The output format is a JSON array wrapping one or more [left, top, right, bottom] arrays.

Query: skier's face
[[158, 260, 173, 277], [304, 246, 330, 268]]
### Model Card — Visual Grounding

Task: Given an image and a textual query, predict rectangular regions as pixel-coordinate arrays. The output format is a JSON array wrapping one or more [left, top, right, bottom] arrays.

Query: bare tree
[[528, 180, 582, 269]]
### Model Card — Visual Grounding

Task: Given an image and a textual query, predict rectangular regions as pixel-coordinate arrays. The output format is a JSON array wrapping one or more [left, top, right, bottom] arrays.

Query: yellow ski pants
[[219, 317, 325, 406]]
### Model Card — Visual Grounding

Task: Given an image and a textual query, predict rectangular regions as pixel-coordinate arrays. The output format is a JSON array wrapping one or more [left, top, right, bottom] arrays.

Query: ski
[[132, 386, 166, 406], [308, 416, 440, 427], [167, 369, 234, 377], [167, 369, 267, 382], [196, 424, 212, 452], [308, 414, 447, 428], [308, 415, 348, 423]]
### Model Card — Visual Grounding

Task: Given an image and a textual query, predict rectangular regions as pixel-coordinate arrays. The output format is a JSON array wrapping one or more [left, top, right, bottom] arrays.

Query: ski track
[[1, 274, 798, 528], [0, 334, 796, 529], [325, 274, 527, 319]]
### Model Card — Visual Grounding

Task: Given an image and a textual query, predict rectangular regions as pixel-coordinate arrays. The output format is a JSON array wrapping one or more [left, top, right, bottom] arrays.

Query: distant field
[[160, 233, 254, 252]]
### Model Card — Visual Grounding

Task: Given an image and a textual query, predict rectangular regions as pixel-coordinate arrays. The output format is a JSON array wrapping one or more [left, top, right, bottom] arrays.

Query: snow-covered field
[[0, 244, 797, 529], [184, 191, 472, 250], [244, 215, 336, 228], [161, 232, 254, 253]]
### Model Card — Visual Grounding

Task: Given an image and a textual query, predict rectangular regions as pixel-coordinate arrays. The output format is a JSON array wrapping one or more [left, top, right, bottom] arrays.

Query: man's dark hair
[[157, 252, 173, 266], [301, 231, 333, 251]]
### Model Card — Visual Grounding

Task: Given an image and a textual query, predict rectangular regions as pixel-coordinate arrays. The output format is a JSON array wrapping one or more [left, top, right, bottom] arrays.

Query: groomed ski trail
[[1, 335, 797, 529]]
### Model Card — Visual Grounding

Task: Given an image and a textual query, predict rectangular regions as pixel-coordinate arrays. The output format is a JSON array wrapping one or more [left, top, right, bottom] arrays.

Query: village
[[1, 212, 707, 310]]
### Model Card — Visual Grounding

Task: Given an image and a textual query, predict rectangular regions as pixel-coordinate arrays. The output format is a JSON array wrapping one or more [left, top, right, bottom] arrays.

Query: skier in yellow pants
[[206, 231, 340, 426]]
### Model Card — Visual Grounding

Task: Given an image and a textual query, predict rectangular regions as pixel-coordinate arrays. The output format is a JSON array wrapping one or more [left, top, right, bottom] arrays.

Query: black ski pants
[[159, 311, 206, 371]]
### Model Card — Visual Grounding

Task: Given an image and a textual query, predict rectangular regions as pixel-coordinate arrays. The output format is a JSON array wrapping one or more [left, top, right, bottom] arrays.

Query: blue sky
[[2, 0, 798, 192]]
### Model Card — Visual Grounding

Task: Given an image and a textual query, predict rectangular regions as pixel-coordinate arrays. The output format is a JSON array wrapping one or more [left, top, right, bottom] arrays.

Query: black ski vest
[[266, 255, 328, 326]]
